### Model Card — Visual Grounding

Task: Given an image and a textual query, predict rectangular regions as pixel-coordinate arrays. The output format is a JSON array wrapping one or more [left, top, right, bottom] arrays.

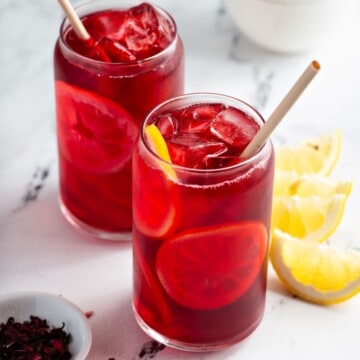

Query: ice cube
[[154, 114, 178, 139], [96, 36, 136, 62], [210, 107, 260, 152], [80, 3, 175, 62], [167, 133, 227, 169], [179, 117, 212, 135], [122, 3, 175, 59], [130, 3, 174, 46], [128, 3, 160, 29], [123, 17, 156, 53], [181, 104, 225, 122], [178, 104, 226, 134]]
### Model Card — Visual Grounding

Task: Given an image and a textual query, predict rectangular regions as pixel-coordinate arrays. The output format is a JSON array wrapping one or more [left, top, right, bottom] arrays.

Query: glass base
[[133, 303, 264, 352], [59, 198, 132, 241]]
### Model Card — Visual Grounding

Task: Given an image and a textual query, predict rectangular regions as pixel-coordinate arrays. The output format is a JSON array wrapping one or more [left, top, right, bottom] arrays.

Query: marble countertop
[[1, 0, 359, 359]]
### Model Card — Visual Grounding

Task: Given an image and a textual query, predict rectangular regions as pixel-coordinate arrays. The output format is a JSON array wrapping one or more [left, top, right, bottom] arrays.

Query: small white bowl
[[224, 0, 351, 53], [0, 291, 92, 359]]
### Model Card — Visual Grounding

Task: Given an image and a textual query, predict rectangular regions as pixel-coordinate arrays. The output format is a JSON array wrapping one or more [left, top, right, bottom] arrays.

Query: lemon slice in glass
[[144, 123, 177, 180], [270, 230, 360, 305], [271, 194, 349, 243], [275, 129, 342, 176]]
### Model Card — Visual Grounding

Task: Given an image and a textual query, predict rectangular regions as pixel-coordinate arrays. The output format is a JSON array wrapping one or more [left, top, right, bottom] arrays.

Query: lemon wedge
[[275, 129, 342, 176], [274, 171, 352, 197], [271, 194, 349, 243], [270, 230, 360, 305], [144, 123, 177, 179]]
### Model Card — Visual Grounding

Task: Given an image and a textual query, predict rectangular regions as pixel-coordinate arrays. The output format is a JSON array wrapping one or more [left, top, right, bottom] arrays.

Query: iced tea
[[54, 1, 184, 239], [132, 94, 274, 350]]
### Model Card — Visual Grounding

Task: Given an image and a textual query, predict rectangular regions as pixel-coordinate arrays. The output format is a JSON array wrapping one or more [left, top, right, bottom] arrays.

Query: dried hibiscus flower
[[0, 315, 72, 359]]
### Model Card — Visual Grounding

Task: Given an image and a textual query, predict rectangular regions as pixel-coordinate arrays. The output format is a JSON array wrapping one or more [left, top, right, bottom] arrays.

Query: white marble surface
[[1, 0, 360, 359]]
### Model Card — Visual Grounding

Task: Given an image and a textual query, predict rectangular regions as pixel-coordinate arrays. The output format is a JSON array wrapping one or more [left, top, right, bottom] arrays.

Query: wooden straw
[[58, 0, 90, 40], [241, 60, 321, 158]]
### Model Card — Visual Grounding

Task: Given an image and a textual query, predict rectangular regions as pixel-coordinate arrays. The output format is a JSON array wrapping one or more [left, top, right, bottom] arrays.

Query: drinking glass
[[132, 93, 274, 351], [54, 0, 184, 240]]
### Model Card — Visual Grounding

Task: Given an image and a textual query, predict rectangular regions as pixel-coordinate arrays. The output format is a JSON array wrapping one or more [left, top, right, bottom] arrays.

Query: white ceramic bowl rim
[[0, 291, 92, 360], [224, 0, 346, 53]]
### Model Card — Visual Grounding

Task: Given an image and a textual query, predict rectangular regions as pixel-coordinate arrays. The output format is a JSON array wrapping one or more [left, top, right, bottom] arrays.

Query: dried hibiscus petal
[[0, 316, 72, 359]]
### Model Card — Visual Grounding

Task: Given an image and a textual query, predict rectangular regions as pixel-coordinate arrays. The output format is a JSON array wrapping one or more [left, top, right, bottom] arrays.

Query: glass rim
[[140, 92, 272, 175], [58, 0, 179, 68]]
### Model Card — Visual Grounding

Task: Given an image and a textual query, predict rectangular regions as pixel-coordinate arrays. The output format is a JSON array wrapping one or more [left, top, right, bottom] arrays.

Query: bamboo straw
[[241, 60, 321, 158], [57, 0, 90, 40]]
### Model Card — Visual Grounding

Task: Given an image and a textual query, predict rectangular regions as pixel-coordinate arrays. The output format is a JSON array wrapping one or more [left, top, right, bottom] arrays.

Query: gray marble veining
[[1, 1, 360, 359]]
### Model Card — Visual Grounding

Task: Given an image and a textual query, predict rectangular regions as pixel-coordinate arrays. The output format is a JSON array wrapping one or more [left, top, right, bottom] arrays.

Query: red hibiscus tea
[[132, 94, 274, 350], [54, 1, 184, 239]]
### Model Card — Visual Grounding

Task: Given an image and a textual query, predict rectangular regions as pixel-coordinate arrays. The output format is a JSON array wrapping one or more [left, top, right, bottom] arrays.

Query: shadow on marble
[[16, 184, 131, 245], [85, 294, 153, 359], [0, 186, 132, 278], [266, 275, 294, 299], [86, 292, 257, 360]]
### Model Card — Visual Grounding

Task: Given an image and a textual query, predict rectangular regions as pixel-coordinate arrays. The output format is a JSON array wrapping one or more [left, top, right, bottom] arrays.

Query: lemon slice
[[274, 171, 352, 197], [270, 230, 360, 304], [144, 123, 177, 179], [271, 194, 348, 242], [275, 129, 342, 176]]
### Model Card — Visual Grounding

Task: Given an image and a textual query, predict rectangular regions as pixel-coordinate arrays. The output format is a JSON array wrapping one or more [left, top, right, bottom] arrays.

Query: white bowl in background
[[0, 291, 92, 359], [224, 0, 352, 53]]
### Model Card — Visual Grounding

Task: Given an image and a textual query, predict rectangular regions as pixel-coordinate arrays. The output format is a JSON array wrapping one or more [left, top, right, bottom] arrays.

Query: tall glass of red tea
[[54, 0, 184, 240], [132, 93, 274, 351]]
